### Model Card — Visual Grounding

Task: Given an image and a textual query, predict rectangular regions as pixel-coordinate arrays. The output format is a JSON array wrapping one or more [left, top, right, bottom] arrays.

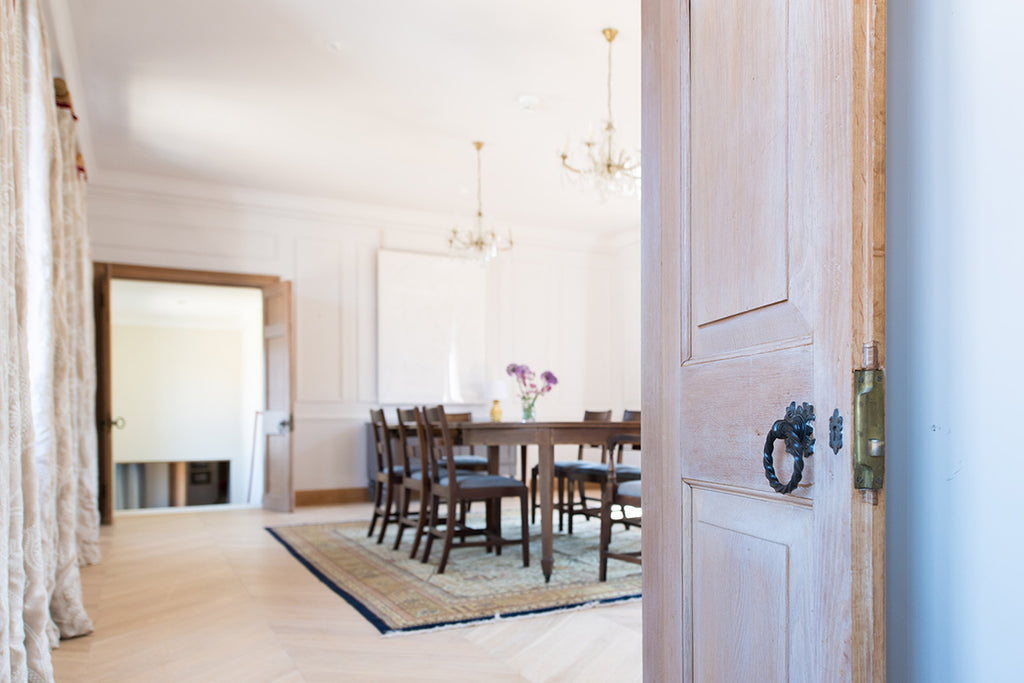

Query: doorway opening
[[110, 278, 264, 510], [94, 264, 293, 523]]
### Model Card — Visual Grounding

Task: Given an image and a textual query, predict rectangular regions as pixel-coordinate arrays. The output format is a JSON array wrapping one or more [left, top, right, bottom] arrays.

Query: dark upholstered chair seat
[[568, 462, 641, 482], [440, 454, 489, 470], [616, 479, 642, 500], [455, 474, 526, 491]]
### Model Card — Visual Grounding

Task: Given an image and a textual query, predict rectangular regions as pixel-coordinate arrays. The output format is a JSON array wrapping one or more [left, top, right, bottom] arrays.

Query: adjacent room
[[36, 0, 646, 680]]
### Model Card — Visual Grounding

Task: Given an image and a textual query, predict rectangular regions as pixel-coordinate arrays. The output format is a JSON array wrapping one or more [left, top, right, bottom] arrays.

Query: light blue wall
[[887, 1, 1024, 680]]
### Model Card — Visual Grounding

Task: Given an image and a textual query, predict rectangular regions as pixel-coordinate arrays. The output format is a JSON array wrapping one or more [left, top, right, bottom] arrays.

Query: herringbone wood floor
[[52, 503, 642, 682]]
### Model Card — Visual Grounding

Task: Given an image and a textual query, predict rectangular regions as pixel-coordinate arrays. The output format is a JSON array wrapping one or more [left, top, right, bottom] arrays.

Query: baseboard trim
[[295, 487, 370, 506]]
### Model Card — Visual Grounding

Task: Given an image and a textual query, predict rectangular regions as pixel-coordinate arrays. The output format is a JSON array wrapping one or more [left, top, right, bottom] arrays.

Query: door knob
[[762, 402, 815, 494]]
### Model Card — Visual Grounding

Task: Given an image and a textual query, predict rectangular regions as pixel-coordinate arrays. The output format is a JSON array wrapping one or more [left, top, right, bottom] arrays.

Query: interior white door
[[262, 280, 294, 512], [641, 0, 887, 680]]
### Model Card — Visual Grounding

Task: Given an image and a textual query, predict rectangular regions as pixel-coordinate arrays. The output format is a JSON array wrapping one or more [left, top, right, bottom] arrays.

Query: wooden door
[[93, 263, 114, 524], [641, 0, 886, 680], [262, 280, 295, 512]]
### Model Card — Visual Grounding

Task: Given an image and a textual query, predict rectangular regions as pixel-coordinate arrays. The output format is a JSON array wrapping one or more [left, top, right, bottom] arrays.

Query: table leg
[[538, 442, 554, 582]]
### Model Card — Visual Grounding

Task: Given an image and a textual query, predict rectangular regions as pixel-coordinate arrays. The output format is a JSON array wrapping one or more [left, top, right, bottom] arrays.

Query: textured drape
[[3, 1, 98, 680], [45, 78, 97, 637], [2, 2, 57, 681]]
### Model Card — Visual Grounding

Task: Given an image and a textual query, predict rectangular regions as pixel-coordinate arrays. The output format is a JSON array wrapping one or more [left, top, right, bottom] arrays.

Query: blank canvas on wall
[[377, 250, 487, 404]]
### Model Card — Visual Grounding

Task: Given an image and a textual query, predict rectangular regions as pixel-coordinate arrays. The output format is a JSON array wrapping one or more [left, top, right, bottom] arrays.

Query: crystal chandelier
[[560, 28, 640, 199], [449, 141, 513, 262]]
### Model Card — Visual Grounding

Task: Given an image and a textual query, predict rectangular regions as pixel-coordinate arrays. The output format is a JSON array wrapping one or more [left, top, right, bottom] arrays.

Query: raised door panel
[[689, 0, 813, 362], [692, 488, 813, 682]]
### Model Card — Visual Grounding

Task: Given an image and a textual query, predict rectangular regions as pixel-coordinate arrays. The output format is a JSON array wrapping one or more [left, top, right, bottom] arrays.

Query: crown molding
[[91, 170, 628, 254]]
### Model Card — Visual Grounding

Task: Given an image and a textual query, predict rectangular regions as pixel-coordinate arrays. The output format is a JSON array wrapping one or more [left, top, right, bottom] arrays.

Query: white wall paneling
[[377, 250, 488, 405], [90, 173, 641, 492]]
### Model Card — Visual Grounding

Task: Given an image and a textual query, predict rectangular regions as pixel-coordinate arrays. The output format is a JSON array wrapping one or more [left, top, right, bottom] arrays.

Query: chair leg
[[437, 502, 458, 574], [392, 486, 409, 550], [567, 476, 575, 535], [530, 467, 538, 524], [599, 486, 613, 582], [557, 473, 566, 532], [409, 486, 429, 559], [520, 492, 530, 568], [376, 480, 395, 544], [493, 500, 503, 556], [367, 480, 382, 537], [421, 494, 439, 563]]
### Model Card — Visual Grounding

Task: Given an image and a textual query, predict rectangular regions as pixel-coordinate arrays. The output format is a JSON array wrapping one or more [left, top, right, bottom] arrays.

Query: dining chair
[[391, 407, 429, 557], [440, 411, 490, 472], [565, 411, 641, 534], [367, 408, 404, 544], [529, 409, 613, 531], [599, 440, 642, 581], [420, 405, 529, 574]]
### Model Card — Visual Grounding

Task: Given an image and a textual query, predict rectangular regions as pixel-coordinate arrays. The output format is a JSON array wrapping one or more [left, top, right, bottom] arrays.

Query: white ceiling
[[61, 0, 641, 235]]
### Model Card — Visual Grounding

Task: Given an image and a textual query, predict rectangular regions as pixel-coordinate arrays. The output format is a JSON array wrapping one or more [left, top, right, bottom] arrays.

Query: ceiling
[[61, 0, 641, 235]]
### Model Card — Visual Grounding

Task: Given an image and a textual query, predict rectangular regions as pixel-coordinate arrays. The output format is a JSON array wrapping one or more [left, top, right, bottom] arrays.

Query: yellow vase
[[489, 399, 503, 422]]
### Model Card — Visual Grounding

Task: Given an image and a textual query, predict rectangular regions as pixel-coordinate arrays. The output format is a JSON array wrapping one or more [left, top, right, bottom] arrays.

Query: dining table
[[457, 420, 642, 582]]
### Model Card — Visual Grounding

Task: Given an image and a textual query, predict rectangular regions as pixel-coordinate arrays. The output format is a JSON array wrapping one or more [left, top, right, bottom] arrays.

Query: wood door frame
[[94, 263, 283, 522], [640, 0, 887, 679]]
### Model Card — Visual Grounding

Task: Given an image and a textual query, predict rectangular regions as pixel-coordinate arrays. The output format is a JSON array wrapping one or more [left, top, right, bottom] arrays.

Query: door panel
[[692, 488, 813, 682], [263, 280, 294, 512], [690, 0, 813, 362], [691, 0, 790, 327], [681, 346, 813, 494]]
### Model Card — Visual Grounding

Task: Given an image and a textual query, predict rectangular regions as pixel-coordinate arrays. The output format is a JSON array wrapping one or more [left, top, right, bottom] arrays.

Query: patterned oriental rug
[[267, 513, 641, 635]]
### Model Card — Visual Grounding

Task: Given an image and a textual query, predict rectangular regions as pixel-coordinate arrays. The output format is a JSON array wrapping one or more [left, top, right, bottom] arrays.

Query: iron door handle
[[762, 402, 815, 494]]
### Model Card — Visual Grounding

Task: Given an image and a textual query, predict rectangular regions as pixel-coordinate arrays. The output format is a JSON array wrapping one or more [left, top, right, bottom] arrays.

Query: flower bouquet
[[506, 363, 558, 422]]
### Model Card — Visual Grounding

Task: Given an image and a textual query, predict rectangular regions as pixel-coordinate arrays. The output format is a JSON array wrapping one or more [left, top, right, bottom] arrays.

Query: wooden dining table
[[457, 420, 641, 582]]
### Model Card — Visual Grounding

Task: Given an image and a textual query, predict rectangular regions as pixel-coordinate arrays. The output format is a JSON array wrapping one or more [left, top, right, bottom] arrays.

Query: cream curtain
[[45, 78, 97, 637], [2, 1, 55, 680], [3, 0, 98, 680]]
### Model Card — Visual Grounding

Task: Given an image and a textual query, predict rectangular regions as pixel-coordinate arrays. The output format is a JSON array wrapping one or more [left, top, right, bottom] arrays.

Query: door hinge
[[853, 343, 885, 490]]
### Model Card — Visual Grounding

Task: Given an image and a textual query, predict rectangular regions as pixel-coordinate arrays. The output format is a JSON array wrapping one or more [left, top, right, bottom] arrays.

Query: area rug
[[267, 513, 641, 635]]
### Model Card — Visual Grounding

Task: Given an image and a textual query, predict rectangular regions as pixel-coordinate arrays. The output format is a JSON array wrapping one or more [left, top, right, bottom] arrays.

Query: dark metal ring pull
[[762, 402, 815, 494]]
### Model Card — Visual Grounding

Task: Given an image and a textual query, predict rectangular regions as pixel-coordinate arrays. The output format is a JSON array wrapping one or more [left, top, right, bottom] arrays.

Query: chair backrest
[[422, 405, 459, 485], [369, 408, 395, 473], [444, 411, 473, 454], [395, 407, 423, 473], [617, 410, 642, 462], [579, 409, 614, 461]]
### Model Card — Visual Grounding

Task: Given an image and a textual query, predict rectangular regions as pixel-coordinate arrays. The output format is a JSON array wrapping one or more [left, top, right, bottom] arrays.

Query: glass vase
[[521, 397, 537, 422]]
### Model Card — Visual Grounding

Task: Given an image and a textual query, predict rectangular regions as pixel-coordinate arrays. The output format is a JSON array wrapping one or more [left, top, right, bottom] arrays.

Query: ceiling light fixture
[[560, 28, 640, 199], [449, 141, 512, 263]]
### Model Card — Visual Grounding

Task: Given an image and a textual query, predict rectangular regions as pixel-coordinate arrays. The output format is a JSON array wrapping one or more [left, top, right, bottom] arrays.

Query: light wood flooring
[[52, 503, 642, 682]]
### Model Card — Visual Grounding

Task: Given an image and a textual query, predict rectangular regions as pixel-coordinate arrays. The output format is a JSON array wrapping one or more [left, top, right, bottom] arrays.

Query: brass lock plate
[[853, 369, 885, 490]]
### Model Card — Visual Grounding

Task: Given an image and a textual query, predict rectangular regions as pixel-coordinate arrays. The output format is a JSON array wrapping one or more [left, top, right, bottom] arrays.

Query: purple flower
[[506, 362, 558, 401]]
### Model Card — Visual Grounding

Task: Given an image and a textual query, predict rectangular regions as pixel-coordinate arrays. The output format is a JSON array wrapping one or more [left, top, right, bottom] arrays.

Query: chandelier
[[449, 141, 513, 262], [560, 28, 640, 199]]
